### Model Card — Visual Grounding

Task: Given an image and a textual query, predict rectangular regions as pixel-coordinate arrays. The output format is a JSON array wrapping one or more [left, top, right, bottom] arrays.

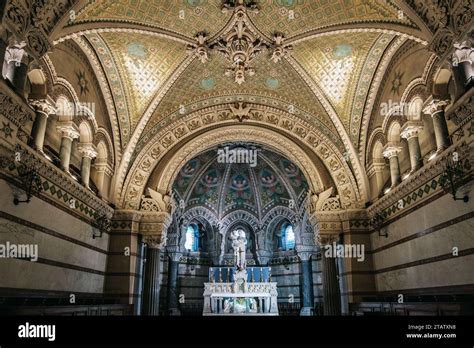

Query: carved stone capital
[[401, 121, 424, 140], [4, 40, 28, 64], [143, 235, 164, 249], [453, 40, 474, 64], [383, 143, 402, 159], [77, 143, 98, 159], [423, 99, 450, 116], [29, 98, 56, 116], [56, 122, 79, 140], [317, 233, 339, 247]]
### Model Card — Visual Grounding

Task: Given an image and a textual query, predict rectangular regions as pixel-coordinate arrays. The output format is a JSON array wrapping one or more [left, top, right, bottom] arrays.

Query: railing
[[349, 302, 473, 316]]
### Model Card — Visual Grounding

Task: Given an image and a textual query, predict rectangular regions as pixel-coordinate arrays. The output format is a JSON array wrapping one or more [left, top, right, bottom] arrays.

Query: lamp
[[370, 212, 388, 237], [13, 162, 43, 205], [440, 156, 469, 202], [92, 212, 111, 239]]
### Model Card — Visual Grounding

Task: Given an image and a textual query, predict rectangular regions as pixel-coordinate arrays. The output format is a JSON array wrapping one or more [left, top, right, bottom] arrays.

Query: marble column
[[453, 41, 474, 90], [28, 99, 56, 152], [3, 41, 29, 96], [298, 251, 314, 316], [77, 143, 98, 188], [0, 28, 8, 71], [423, 100, 451, 152], [167, 253, 182, 315], [401, 121, 424, 172], [383, 143, 402, 187], [320, 235, 341, 316], [140, 211, 173, 316], [56, 122, 80, 173], [142, 236, 162, 316]]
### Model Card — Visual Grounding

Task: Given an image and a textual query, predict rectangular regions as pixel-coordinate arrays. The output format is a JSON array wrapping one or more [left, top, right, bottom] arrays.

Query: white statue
[[231, 229, 247, 270]]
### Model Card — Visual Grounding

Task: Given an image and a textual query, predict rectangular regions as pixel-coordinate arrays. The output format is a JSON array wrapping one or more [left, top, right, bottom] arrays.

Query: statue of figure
[[231, 229, 247, 270]]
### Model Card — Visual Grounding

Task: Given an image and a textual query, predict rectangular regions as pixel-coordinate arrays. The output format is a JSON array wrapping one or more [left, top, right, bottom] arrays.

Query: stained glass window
[[185, 224, 199, 251]]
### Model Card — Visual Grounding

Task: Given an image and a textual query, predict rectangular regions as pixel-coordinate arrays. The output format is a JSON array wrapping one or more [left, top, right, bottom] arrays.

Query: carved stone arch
[[180, 206, 218, 253], [220, 210, 259, 236], [382, 112, 404, 139], [220, 211, 259, 254], [94, 128, 115, 166], [386, 120, 403, 143], [118, 106, 364, 209], [366, 128, 387, 165], [261, 206, 298, 250], [181, 206, 218, 228], [120, 124, 360, 213]]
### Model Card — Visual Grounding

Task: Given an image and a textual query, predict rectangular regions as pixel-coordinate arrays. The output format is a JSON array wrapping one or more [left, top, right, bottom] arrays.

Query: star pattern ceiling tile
[[76, 0, 230, 38], [142, 51, 337, 138], [251, 0, 414, 38], [293, 31, 381, 130], [99, 31, 188, 130]]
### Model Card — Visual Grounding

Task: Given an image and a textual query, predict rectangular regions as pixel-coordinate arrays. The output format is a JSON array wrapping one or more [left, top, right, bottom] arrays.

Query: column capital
[[4, 40, 28, 64], [317, 233, 339, 247], [56, 122, 80, 140], [297, 250, 313, 261], [140, 211, 173, 250], [423, 99, 450, 116], [29, 98, 56, 116], [143, 235, 164, 250], [77, 143, 98, 159], [401, 121, 424, 140], [383, 143, 402, 159], [453, 40, 474, 64]]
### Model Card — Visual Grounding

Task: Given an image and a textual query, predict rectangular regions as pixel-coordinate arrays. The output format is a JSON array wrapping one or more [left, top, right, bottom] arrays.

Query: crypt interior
[[0, 0, 473, 316]]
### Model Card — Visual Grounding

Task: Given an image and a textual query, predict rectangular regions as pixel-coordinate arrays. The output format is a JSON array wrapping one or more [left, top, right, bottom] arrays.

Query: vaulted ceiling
[[49, 0, 432, 180]]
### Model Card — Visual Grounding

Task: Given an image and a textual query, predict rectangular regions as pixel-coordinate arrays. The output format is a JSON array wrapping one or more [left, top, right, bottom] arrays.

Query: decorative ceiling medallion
[[390, 70, 404, 96], [186, 0, 292, 85], [216, 0, 263, 84], [76, 70, 89, 96]]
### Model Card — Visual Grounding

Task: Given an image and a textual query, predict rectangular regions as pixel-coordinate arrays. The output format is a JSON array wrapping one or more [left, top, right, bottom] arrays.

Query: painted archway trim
[[120, 124, 360, 213]]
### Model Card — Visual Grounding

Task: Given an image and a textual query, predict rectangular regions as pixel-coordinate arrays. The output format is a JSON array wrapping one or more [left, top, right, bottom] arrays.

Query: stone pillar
[[452, 41, 474, 91], [140, 210, 173, 315], [77, 143, 98, 188], [320, 234, 341, 316], [423, 100, 451, 152], [142, 235, 162, 316], [0, 27, 9, 71], [401, 121, 424, 172], [298, 251, 314, 316], [56, 122, 80, 173], [28, 99, 56, 153], [3, 41, 29, 96], [383, 143, 402, 187], [167, 252, 182, 315]]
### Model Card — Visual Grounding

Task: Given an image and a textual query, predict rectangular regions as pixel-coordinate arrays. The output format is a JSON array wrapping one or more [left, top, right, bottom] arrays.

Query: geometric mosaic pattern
[[293, 32, 382, 129], [379, 176, 443, 220], [70, 0, 423, 154], [251, 0, 413, 38], [143, 52, 338, 136], [99, 32, 187, 131], [75, 0, 230, 38]]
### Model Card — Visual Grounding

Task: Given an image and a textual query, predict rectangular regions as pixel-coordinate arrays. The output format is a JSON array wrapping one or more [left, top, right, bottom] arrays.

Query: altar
[[203, 267, 279, 315], [203, 230, 278, 315]]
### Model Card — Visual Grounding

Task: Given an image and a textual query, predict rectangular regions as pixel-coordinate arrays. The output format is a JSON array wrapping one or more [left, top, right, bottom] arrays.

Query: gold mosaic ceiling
[[68, 0, 422, 152]]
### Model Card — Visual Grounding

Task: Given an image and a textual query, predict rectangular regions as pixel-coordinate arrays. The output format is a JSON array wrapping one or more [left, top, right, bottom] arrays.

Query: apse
[[155, 143, 320, 315]]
